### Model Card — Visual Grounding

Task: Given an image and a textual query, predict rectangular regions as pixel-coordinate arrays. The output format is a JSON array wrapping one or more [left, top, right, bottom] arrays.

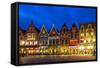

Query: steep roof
[[39, 25, 48, 36], [49, 24, 58, 36], [60, 22, 69, 35], [70, 23, 79, 33], [26, 21, 38, 33]]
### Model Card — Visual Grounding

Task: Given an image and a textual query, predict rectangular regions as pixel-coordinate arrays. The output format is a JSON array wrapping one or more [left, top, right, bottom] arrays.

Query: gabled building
[[60, 23, 69, 45], [69, 23, 79, 46], [24, 21, 39, 55], [39, 25, 48, 49], [85, 23, 96, 43], [49, 24, 60, 46], [79, 23, 96, 56], [26, 22, 38, 41], [80, 23, 96, 44]]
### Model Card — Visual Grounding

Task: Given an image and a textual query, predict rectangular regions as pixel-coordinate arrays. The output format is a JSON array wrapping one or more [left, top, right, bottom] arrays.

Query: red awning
[[69, 39, 79, 46]]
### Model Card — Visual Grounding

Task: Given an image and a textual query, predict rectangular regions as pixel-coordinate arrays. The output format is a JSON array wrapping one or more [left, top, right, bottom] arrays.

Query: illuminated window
[[80, 33, 84, 36], [27, 33, 32, 40], [79, 46, 84, 50], [26, 48, 29, 50], [91, 32, 94, 36], [43, 30, 45, 34], [32, 34, 36, 40], [93, 38, 96, 42], [87, 45, 94, 49], [20, 48, 24, 53], [20, 40, 25, 45], [53, 32, 55, 34], [34, 41, 38, 45], [86, 33, 89, 36], [25, 41, 29, 45], [84, 40, 86, 43], [33, 37, 35, 40], [30, 41, 33, 45], [27, 33, 31, 38], [87, 38, 91, 43]]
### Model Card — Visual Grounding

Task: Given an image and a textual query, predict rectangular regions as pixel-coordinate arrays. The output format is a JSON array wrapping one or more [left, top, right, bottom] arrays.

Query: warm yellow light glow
[[93, 38, 96, 42], [30, 50, 33, 54], [36, 50, 39, 52], [20, 40, 25, 45], [30, 41, 33, 45], [86, 33, 89, 36], [28, 50, 31, 53], [26, 48, 29, 50], [80, 33, 84, 36], [84, 40, 86, 43], [30, 48, 33, 50], [25, 41, 29, 45], [91, 32, 94, 36], [21, 48, 24, 52], [27, 33, 37, 40], [24, 51, 26, 54], [33, 37, 35, 40], [27, 33, 32, 40], [79, 46, 84, 50], [87, 46, 94, 49], [43, 31, 45, 34], [34, 41, 38, 45], [88, 38, 91, 43]]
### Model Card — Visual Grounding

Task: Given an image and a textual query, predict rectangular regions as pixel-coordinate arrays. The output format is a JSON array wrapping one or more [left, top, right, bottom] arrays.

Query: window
[[20, 40, 25, 45], [46, 41, 48, 45], [91, 32, 94, 36], [68, 34, 71, 38], [62, 40, 64, 44], [86, 33, 89, 36], [34, 41, 38, 45], [43, 30, 45, 34], [25, 41, 29, 45], [53, 39, 55, 44], [81, 33, 84, 36], [49, 40, 52, 45], [27, 33, 32, 39]]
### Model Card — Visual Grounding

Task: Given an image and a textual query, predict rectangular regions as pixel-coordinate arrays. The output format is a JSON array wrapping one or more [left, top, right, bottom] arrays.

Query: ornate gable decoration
[[49, 24, 58, 36], [39, 25, 48, 36], [26, 21, 38, 33], [70, 23, 79, 33], [60, 23, 68, 35]]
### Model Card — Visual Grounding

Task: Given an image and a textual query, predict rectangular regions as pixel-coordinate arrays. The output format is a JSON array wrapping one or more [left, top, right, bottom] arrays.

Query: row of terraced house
[[19, 21, 96, 55]]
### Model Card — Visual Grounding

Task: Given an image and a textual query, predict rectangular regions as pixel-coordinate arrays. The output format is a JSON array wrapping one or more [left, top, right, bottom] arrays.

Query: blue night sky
[[19, 4, 96, 31]]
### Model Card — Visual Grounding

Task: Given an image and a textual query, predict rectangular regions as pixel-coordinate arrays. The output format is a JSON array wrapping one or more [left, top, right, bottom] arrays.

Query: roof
[[39, 25, 48, 35], [26, 21, 39, 33], [49, 24, 59, 36], [60, 22, 69, 35]]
